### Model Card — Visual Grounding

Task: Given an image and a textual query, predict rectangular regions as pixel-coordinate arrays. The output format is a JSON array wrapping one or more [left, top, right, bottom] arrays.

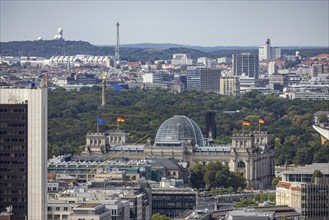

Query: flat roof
[[77, 203, 103, 209], [283, 163, 329, 175], [229, 209, 274, 217]]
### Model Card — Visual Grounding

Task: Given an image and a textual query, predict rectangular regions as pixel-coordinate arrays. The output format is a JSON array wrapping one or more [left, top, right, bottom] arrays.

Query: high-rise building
[[187, 68, 201, 91], [259, 38, 281, 61], [0, 88, 48, 220], [200, 69, 221, 93], [232, 53, 259, 79]]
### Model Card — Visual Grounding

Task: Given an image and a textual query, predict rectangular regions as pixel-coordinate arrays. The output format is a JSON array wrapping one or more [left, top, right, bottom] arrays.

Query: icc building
[[85, 115, 275, 190]]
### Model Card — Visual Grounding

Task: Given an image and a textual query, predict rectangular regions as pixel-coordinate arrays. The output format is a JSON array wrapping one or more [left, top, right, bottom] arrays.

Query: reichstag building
[[83, 115, 275, 189]]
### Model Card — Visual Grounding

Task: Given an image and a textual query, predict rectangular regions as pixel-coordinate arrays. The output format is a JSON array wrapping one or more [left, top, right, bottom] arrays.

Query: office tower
[[232, 53, 259, 79], [186, 68, 201, 91], [200, 69, 221, 93], [0, 88, 48, 220], [219, 76, 240, 96], [205, 111, 217, 141], [259, 38, 281, 61]]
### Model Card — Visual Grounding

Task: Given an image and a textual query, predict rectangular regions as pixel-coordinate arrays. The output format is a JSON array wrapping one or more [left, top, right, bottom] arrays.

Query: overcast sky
[[1, 0, 328, 47]]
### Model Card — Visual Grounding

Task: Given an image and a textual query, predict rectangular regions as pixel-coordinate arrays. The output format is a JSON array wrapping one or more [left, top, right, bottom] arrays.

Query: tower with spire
[[115, 22, 120, 69]]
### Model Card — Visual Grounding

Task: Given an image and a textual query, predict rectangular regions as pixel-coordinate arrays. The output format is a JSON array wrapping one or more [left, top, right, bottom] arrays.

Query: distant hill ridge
[[0, 40, 327, 61], [119, 43, 258, 52]]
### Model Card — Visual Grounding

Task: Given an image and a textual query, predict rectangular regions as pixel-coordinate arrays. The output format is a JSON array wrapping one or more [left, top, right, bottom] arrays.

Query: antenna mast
[[115, 22, 120, 69]]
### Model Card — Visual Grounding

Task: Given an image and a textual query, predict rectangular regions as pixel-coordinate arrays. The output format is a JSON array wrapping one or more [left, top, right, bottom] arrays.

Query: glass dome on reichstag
[[154, 115, 204, 147]]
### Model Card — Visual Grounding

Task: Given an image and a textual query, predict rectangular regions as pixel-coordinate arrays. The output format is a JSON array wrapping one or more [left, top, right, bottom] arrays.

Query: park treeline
[[48, 87, 329, 165], [1, 40, 328, 61]]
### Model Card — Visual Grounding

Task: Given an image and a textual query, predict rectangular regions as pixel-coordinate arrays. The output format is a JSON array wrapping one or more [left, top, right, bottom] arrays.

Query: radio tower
[[115, 22, 120, 69]]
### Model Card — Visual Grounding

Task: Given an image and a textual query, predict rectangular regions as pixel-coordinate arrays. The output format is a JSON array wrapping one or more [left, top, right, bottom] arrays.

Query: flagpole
[[117, 115, 119, 131], [97, 117, 99, 133]]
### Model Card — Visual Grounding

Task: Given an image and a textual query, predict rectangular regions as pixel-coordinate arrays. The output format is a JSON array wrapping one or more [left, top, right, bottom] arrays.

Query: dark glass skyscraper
[[0, 104, 28, 220], [232, 53, 259, 79], [200, 69, 221, 93]]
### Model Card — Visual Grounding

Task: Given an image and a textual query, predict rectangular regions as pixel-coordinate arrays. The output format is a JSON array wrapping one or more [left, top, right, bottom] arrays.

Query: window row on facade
[[0, 108, 25, 112], [0, 152, 26, 157]]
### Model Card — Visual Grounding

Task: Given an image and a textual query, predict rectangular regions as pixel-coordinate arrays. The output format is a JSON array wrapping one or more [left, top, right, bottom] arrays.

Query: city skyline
[[1, 0, 328, 47]]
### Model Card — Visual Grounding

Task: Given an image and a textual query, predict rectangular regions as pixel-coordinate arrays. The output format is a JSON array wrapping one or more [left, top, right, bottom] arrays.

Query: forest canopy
[[48, 87, 329, 166]]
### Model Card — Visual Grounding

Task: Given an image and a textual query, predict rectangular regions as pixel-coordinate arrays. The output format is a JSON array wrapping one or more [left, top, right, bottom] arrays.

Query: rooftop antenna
[[115, 22, 120, 69]]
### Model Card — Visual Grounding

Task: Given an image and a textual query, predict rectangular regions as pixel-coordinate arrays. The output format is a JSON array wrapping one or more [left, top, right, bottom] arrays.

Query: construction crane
[[87, 134, 149, 175]]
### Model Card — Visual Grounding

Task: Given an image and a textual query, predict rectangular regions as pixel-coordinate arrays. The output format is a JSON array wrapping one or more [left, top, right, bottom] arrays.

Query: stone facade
[[82, 116, 275, 189]]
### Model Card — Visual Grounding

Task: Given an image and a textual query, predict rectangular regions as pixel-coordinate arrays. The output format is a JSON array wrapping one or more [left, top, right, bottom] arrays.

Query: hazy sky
[[1, 0, 328, 47]]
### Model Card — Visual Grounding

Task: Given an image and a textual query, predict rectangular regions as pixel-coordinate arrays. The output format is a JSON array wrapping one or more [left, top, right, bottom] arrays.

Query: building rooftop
[[78, 203, 102, 208], [154, 115, 204, 147], [228, 208, 274, 217], [277, 182, 292, 189], [282, 163, 329, 175]]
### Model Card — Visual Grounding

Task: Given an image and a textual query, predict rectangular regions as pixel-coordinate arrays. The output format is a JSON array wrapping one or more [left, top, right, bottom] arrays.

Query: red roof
[[276, 181, 292, 189], [291, 187, 301, 191]]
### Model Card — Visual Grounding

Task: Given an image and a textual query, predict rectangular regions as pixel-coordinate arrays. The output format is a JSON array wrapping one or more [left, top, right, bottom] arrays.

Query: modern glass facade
[[0, 88, 48, 220], [152, 189, 196, 218], [232, 53, 259, 79], [0, 104, 28, 220], [200, 69, 221, 93]]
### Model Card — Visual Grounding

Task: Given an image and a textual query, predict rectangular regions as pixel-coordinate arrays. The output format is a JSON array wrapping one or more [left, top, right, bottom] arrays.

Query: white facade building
[[48, 55, 112, 67], [220, 76, 240, 96], [0, 88, 48, 220], [171, 54, 193, 66], [259, 39, 281, 61], [142, 73, 154, 83], [197, 57, 211, 68], [268, 61, 277, 75]]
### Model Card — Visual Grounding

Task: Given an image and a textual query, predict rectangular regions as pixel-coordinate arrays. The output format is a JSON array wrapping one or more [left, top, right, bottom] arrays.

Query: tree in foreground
[[235, 198, 258, 208], [272, 177, 280, 187], [152, 213, 171, 220], [190, 162, 246, 190], [311, 170, 323, 183]]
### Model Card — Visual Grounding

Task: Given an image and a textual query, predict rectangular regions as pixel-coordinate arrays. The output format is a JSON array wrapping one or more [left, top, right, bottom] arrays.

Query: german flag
[[243, 119, 250, 126], [117, 116, 125, 122], [259, 117, 265, 124]]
